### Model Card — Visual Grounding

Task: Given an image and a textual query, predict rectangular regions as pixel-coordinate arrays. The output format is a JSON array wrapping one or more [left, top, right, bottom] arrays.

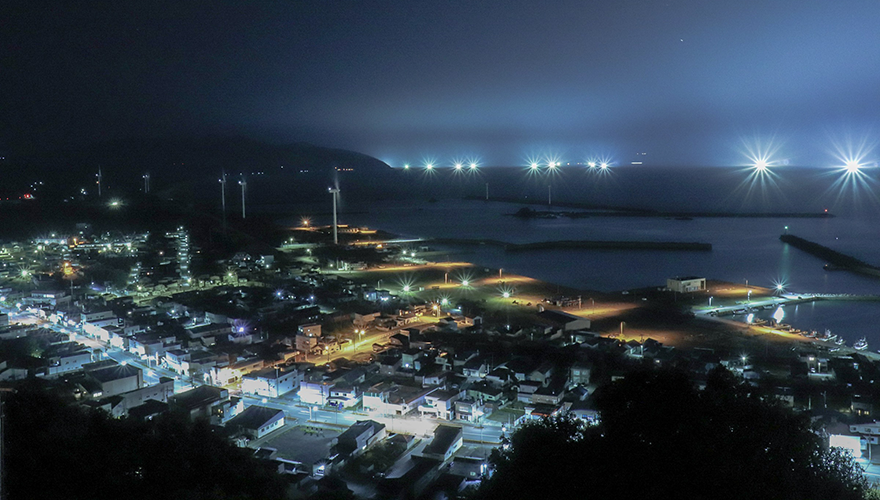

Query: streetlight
[[708, 296, 713, 307]]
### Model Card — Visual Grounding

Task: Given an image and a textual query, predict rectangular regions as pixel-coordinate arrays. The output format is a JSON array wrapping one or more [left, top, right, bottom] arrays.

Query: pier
[[780, 234, 880, 278]]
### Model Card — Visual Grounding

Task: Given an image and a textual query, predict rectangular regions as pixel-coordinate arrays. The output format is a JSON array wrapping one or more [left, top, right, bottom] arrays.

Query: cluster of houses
[[8, 229, 880, 496]]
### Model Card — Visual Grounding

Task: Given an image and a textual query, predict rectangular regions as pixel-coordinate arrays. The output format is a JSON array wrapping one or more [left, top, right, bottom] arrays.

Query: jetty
[[430, 238, 711, 252], [780, 234, 880, 278]]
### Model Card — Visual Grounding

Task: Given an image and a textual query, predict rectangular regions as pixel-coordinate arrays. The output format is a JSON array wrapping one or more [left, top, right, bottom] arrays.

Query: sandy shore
[[335, 262, 812, 355]]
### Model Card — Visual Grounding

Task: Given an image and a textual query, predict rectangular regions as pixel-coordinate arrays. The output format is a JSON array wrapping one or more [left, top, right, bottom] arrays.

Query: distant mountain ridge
[[9, 136, 390, 194]]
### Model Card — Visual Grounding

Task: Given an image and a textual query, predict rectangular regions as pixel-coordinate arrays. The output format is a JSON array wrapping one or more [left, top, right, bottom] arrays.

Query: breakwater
[[431, 238, 711, 252], [780, 234, 880, 278], [465, 195, 835, 218]]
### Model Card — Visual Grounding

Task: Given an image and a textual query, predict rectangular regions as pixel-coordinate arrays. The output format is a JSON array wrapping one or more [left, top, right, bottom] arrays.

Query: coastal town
[[2, 212, 880, 498]]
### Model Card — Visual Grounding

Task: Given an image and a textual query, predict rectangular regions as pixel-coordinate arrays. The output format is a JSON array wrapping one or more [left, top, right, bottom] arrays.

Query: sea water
[[252, 165, 880, 345]]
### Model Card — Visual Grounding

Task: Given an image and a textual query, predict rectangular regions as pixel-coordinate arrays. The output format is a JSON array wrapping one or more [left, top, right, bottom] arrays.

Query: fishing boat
[[854, 337, 869, 351]]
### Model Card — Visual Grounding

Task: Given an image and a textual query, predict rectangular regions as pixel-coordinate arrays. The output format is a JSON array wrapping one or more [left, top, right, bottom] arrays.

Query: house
[[419, 389, 460, 420], [333, 420, 386, 457], [400, 348, 423, 371], [485, 367, 513, 387], [363, 382, 437, 416], [517, 380, 542, 403], [42, 342, 93, 377], [466, 381, 504, 405], [169, 385, 237, 424], [505, 358, 535, 382], [186, 322, 232, 340], [377, 354, 402, 376], [0, 360, 28, 381], [212, 357, 264, 385], [531, 380, 566, 406], [536, 310, 591, 333], [388, 333, 410, 348], [462, 357, 489, 380], [300, 380, 333, 406], [528, 361, 555, 386], [329, 385, 362, 409], [422, 425, 463, 462], [86, 364, 143, 398], [226, 405, 285, 439], [242, 367, 302, 398], [667, 276, 706, 293], [569, 361, 592, 387], [96, 377, 176, 418]]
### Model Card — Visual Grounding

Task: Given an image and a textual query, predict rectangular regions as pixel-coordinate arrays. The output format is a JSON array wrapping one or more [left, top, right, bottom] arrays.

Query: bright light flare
[[498, 283, 515, 298], [586, 156, 614, 174], [773, 306, 784, 324], [469, 162, 478, 170], [771, 278, 788, 295], [728, 135, 788, 209], [456, 271, 474, 288], [397, 275, 416, 294], [821, 134, 880, 211]]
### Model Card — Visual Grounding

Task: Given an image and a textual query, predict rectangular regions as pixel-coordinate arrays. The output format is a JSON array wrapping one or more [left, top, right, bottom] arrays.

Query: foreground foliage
[[479, 368, 868, 500], [6, 384, 288, 500]]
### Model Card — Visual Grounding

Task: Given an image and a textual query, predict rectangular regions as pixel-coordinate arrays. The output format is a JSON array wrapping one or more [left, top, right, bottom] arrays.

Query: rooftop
[[226, 405, 283, 431]]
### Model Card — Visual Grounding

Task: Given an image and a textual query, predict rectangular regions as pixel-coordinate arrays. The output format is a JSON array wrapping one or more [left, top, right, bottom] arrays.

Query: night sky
[[5, 1, 880, 167]]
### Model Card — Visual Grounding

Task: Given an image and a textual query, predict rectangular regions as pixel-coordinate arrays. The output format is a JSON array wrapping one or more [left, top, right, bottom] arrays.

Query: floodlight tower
[[329, 187, 340, 245], [239, 177, 247, 219]]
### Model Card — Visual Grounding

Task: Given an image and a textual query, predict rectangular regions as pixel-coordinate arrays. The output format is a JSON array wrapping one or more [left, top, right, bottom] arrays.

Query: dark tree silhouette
[[478, 368, 868, 500], [5, 383, 287, 500]]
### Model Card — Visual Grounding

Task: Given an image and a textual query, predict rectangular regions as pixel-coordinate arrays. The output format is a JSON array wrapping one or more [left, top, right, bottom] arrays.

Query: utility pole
[[219, 172, 227, 233], [485, 183, 489, 201], [239, 177, 247, 219], [329, 187, 340, 244], [548, 185, 551, 205], [96, 167, 102, 198], [143, 172, 150, 194]]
